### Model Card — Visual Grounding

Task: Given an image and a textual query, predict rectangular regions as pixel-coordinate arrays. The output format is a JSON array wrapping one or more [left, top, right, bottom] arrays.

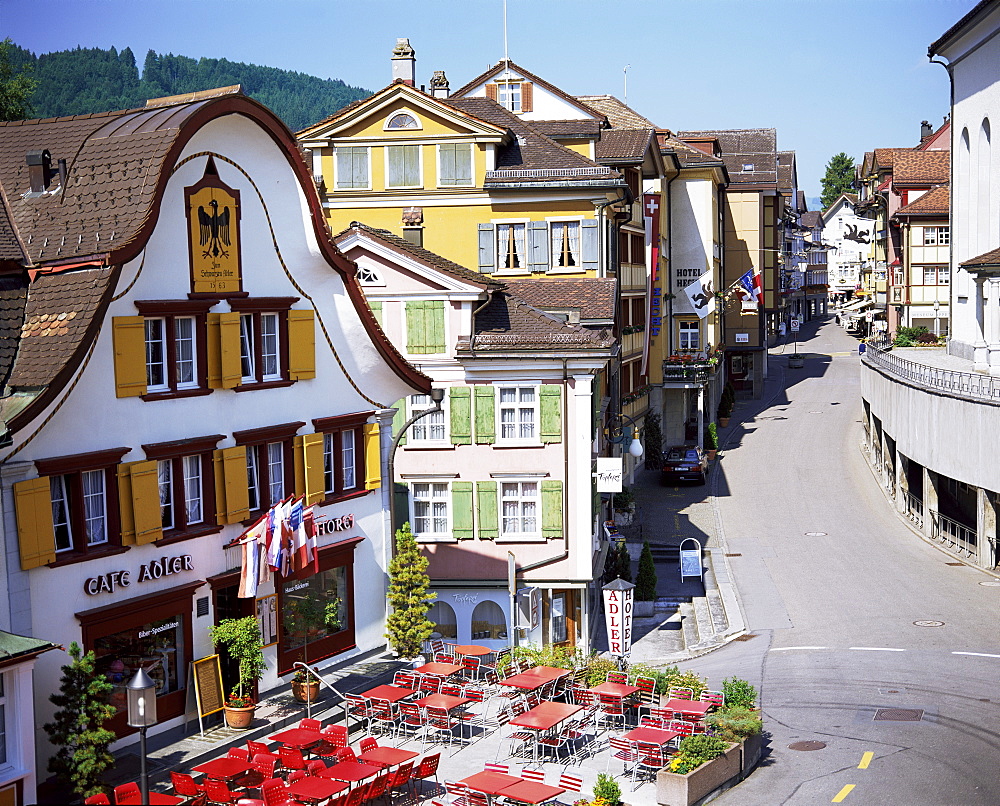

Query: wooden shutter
[[541, 479, 563, 539], [581, 219, 599, 273], [529, 221, 549, 273], [392, 401, 407, 447], [521, 82, 533, 112], [540, 385, 562, 443], [427, 301, 445, 352], [118, 464, 138, 546], [131, 460, 163, 545], [405, 301, 424, 354], [450, 387, 471, 445], [13, 477, 56, 570], [112, 316, 147, 398], [294, 433, 325, 505], [369, 300, 384, 328], [476, 481, 498, 540], [363, 422, 381, 490], [393, 482, 410, 534], [478, 224, 496, 274], [207, 312, 242, 389], [213, 446, 249, 525], [474, 386, 495, 444], [452, 481, 474, 540], [287, 309, 316, 381], [485, 83, 497, 101]]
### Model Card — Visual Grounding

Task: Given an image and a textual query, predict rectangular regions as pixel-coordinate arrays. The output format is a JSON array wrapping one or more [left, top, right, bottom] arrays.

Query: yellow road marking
[[858, 751, 874, 769], [832, 784, 855, 802]]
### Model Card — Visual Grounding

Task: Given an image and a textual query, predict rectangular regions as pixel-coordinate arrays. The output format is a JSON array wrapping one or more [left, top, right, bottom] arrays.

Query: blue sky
[[3, 0, 975, 202]]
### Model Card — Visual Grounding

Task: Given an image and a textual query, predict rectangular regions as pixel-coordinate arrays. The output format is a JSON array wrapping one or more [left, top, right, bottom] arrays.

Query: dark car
[[661, 445, 709, 485]]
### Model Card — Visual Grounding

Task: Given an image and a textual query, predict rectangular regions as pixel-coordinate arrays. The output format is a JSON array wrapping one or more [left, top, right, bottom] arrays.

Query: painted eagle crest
[[198, 198, 231, 258], [844, 223, 870, 244]]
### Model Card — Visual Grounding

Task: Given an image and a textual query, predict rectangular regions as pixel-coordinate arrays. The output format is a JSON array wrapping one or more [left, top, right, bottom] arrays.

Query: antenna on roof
[[623, 64, 630, 105], [502, 0, 511, 78]]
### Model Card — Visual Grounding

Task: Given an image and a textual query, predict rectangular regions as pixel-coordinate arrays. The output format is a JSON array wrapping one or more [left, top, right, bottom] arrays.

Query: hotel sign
[[602, 578, 634, 658]]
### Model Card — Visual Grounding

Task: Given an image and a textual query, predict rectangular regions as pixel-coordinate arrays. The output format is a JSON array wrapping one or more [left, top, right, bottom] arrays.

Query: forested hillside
[[7, 42, 371, 132]]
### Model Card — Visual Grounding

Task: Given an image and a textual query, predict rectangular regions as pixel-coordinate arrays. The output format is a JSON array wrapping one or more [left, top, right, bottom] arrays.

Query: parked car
[[661, 445, 708, 485]]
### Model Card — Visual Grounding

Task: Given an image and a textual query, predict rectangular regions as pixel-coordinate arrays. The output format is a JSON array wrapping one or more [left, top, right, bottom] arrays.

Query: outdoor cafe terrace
[[92, 644, 756, 806]]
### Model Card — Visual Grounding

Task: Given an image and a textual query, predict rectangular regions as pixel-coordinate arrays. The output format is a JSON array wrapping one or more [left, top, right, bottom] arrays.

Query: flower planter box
[[634, 600, 656, 618], [788, 355, 805, 369], [740, 733, 763, 778], [655, 742, 741, 806]]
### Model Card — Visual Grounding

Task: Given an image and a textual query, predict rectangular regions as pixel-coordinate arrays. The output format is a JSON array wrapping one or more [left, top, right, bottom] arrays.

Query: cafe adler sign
[[83, 554, 194, 596], [602, 577, 635, 659]]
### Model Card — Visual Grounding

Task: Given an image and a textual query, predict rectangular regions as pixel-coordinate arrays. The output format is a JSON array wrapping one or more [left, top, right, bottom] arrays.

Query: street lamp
[[934, 299, 941, 339], [127, 668, 157, 806], [606, 412, 643, 458]]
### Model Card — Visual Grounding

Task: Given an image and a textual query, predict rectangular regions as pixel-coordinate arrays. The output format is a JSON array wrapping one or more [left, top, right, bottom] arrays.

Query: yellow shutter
[[130, 460, 163, 545], [287, 309, 316, 381], [294, 432, 325, 505], [214, 446, 249, 524], [118, 464, 137, 545], [363, 422, 381, 491], [112, 316, 147, 398], [207, 312, 242, 389], [13, 477, 56, 570]]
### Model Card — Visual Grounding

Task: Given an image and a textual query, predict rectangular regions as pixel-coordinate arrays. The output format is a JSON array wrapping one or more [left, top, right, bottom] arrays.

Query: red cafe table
[[415, 692, 471, 711], [510, 701, 582, 732], [190, 756, 252, 782], [270, 726, 323, 750], [624, 726, 682, 747], [413, 661, 464, 677], [361, 684, 416, 703], [499, 780, 567, 805], [286, 776, 348, 804], [664, 698, 712, 719], [318, 760, 381, 785], [451, 644, 492, 657], [358, 746, 419, 769], [460, 770, 523, 796], [590, 681, 640, 699], [498, 673, 550, 692]]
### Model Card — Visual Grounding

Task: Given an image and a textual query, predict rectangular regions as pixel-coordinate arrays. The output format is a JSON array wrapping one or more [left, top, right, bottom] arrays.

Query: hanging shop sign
[[83, 554, 194, 596], [595, 458, 624, 493], [602, 578, 635, 658]]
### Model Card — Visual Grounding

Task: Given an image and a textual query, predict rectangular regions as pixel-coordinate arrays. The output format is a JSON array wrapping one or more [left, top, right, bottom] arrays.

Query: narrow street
[[671, 316, 1000, 805]]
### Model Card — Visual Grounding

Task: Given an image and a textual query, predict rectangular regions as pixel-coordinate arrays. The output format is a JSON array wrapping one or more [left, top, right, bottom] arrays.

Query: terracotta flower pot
[[719, 416, 730, 427], [223, 704, 255, 729], [292, 680, 320, 703]]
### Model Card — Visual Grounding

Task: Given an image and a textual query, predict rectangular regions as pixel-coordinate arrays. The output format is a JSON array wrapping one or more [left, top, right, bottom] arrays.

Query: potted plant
[[634, 540, 658, 617], [704, 422, 718, 461], [717, 390, 732, 427], [209, 616, 266, 729], [788, 353, 805, 368], [291, 667, 321, 703], [386, 523, 435, 662]]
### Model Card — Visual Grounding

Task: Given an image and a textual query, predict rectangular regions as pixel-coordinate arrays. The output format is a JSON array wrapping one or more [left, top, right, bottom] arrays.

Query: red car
[[661, 445, 708, 485]]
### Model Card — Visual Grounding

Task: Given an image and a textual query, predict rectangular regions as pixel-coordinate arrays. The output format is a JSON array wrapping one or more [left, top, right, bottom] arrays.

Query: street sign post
[[790, 318, 800, 332]]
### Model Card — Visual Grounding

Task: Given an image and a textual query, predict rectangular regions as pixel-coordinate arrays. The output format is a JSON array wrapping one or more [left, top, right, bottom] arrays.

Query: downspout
[[469, 289, 495, 356]]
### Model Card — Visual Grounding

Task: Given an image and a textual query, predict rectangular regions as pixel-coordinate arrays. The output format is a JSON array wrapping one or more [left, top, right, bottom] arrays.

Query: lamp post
[[605, 411, 643, 517], [127, 668, 157, 806], [934, 299, 941, 339]]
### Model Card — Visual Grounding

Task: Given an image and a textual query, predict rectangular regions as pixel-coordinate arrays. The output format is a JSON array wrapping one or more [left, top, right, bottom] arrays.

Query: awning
[[841, 298, 872, 313]]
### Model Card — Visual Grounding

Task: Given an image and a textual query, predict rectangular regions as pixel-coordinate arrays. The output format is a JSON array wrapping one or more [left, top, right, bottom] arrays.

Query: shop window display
[[426, 601, 457, 640], [94, 614, 185, 713], [470, 600, 507, 641], [280, 566, 347, 654]]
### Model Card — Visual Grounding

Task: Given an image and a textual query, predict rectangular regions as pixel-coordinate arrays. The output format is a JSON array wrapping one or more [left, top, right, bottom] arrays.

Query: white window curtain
[[82, 469, 107, 545], [183, 455, 203, 525], [158, 460, 173, 530], [498, 224, 526, 269], [551, 222, 580, 267]]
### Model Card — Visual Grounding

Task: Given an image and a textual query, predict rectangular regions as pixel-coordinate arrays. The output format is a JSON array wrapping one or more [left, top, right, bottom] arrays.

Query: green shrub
[[643, 412, 663, 470], [508, 644, 578, 670], [580, 654, 619, 687], [613, 485, 635, 512], [668, 734, 729, 774], [705, 422, 718, 450], [626, 663, 707, 696], [722, 676, 757, 709], [893, 325, 930, 347], [705, 705, 763, 743], [635, 540, 658, 601], [592, 773, 621, 805]]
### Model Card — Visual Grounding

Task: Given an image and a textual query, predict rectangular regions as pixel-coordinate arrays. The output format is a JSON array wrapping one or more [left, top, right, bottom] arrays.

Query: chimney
[[391, 38, 416, 86], [430, 71, 450, 98], [26, 149, 52, 193], [920, 120, 933, 140]]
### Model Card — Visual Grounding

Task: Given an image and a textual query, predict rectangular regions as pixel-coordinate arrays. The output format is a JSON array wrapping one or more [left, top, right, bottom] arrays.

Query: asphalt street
[[678, 316, 1000, 806]]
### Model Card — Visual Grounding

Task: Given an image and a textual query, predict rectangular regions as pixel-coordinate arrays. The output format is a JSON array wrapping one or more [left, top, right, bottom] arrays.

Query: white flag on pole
[[683, 271, 716, 319]]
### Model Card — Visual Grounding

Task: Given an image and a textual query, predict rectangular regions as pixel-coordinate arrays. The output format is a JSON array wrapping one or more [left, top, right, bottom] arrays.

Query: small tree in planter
[[634, 540, 658, 616], [613, 540, 633, 583], [386, 522, 435, 659], [722, 676, 757, 709], [643, 412, 664, 470], [705, 422, 718, 459], [209, 616, 266, 729], [44, 642, 116, 800]]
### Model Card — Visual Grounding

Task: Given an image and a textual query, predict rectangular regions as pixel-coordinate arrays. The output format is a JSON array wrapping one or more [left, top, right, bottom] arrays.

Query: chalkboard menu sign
[[191, 655, 224, 718]]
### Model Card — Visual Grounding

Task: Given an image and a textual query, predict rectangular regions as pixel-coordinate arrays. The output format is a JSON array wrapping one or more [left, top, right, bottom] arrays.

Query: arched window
[[959, 127, 971, 263], [470, 600, 507, 641], [426, 601, 457, 640], [386, 113, 419, 130], [978, 119, 992, 253]]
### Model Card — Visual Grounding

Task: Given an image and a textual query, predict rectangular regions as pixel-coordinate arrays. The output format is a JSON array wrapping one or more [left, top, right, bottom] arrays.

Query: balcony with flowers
[[662, 348, 722, 385]]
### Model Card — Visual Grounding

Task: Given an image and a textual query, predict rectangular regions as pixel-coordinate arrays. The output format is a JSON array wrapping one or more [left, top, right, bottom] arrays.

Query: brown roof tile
[[531, 120, 604, 138], [677, 128, 778, 185], [893, 150, 950, 186], [594, 129, 655, 164], [576, 95, 658, 129], [471, 291, 613, 350], [894, 185, 950, 217], [800, 211, 823, 228], [0, 274, 27, 388], [663, 136, 726, 168], [501, 278, 617, 322], [960, 245, 1000, 268]]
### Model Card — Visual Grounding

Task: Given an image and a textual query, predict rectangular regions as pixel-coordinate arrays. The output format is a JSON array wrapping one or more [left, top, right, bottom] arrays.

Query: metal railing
[[863, 343, 1000, 403], [486, 167, 610, 178], [292, 660, 349, 721], [903, 491, 924, 528], [931, 511, 977, 557], [662, 359, 718, 384]]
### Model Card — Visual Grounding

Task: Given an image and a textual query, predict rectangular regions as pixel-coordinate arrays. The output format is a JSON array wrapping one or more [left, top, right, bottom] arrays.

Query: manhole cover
[[732, 634, 757, 642], [874, 708, 923, 721], [979, 581, 1000, 587], [914, 620, 945, 627], [788, 740, 826, 751], [878, 688, 903, 695], [725, 553, 743, 557], [804, 531, 828, 536], [945, 562, 965, 566]]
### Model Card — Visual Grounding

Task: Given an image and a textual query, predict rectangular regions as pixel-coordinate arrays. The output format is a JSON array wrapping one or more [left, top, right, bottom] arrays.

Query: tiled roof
[[576, 95, 658, 129], [800, 211, 823, 228], [531, 120, 604, 138], [894, 185, 950, 217], [335, 223, 504, 289], [777, 151, 796, 190], [8, 265, 113, 388], [470, 291, 614, 350], [0, 185, 27, 264], [893, 150, 950, 186], [595, 129, 655, 163], [960, 245, 1000, 268], [929, 0, 994, 56], [0, 275, 27, 389], [450, 60, 601, 120], [502, 278, 617, 322], [873, 148, 911, 170], [677, 128, 777, 185], [664, 136, 726, 168]]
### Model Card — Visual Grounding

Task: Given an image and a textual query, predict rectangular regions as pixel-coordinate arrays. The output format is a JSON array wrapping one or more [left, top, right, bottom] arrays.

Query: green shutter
[[405, 301, 444, 354], [393, 399, 406, 446], [540, 385, 562, 443], [478, 223, 496, 274], [474, 386, 495, 444], [450, 387, 471, 445], [477, 481, 498, 540], [452, 481, 474, 540], [542, 479, 563, 539], [393, 483, 410, 535], [370, 300, 383, 328], [405, 301, 425, 354], [427, 301, 445, 352], [581, 218, 599, 272]]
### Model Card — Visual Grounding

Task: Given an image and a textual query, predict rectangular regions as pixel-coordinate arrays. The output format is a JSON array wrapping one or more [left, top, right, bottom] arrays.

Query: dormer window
[[386, 113, 419, 130], [742, 164, 754, 172], [486, 80, 533, 113]]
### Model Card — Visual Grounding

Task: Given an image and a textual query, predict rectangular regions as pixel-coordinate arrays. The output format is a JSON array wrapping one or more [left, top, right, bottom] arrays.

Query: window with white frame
[[497, 223, 526, 270], [386, 113, 418, 130], [322, 428, 359, 496], [0, 674, 7, 765], [919, 264, 950, 285], [387, 145, 421, 188], [336, 146, 370, 189], [157, 455, 206, 533], [922, 226, 950, 246], [39, 452, 125, 558], [411, 482, 450, 537], [679, 321, 700, 351], [497, 82, 522, 112], [497, 386, 538, 442], [438, 143, 473, 186], [245, 441, 289, 515], [550, 221, 581, 268], [409, 394, 447, 443], [145, 315, 198, 393], [239, 311, 284, 384], [500, 480, 539, 537]]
